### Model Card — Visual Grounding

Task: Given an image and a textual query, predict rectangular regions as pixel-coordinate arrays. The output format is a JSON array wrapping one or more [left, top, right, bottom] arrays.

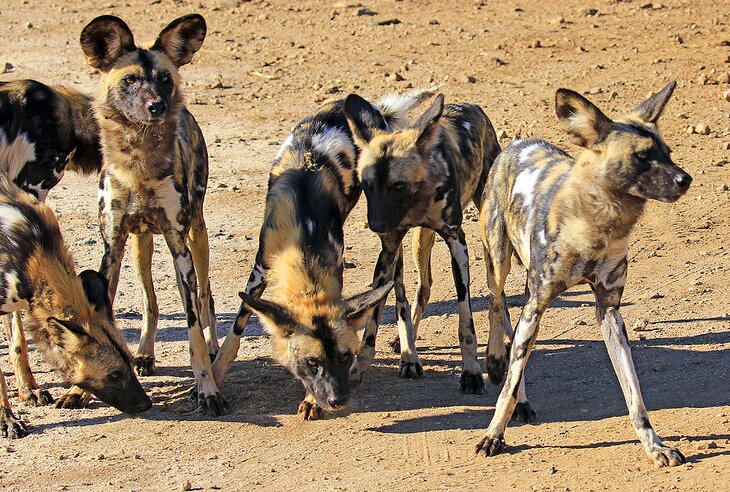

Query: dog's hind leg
[[594, 282, 685, 467], [394, 244, 422, 378], [188, 216, 218, 361], [130, 233, 158, 376]]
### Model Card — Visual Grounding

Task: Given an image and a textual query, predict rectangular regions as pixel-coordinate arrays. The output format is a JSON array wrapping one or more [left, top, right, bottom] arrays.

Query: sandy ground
[[0, 0, 729, 490]]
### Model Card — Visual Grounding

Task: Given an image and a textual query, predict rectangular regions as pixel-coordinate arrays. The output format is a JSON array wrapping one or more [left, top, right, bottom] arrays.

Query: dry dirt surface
[[1, 0, 729, 490]]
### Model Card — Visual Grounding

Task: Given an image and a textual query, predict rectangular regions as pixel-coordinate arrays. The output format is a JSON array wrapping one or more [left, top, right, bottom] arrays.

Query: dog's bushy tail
[[378, 86, 441, 129]]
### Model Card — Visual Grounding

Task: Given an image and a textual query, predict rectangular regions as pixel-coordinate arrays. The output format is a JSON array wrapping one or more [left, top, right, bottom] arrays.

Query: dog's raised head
[[344, 93, 445, 233], [80, 14, 206, 124], [555, 81, 691, 203]]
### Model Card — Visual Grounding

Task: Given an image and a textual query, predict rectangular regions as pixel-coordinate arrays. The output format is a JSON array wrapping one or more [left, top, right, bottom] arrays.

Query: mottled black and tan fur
[[0, 174, 151, 438], [1, 79, 103, 410], [344, 94, 500, 394], [213, 91, 434, 419], [475, 82, 691, 467], [80, 14, 223, 414]]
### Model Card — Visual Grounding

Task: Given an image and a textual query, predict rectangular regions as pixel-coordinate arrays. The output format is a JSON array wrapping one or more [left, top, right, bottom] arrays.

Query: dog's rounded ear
[[414, 93, 445, 152], [555, 89, 613, 148], [344, 94, 389, 148], [152, 14, 207, 68], [79, 270, 112, 319], [80, 15, 136, 72]]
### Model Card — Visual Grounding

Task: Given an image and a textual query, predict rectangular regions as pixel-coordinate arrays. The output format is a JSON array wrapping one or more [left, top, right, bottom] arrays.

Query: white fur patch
[[512, 166, 542, 209], [517, 143, 541, 165], [0, 204, 26, 234], [0, 130, 36, 181], [462, 121, 472, 134], [310, 127, 355, 164], [275, 133, 294, 160]]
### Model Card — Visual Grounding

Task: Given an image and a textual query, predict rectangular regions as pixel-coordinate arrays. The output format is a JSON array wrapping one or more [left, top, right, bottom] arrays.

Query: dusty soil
[[1, 0, 729, 490]]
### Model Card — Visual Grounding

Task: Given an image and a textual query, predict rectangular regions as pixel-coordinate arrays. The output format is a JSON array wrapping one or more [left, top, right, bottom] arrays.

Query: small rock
[[356, 7, 376, 16], [573, 319, 588, 326], [632, 319, 650, 331], [724, 89, 730, 102], [609, 91, 619, 100], [180, 480, 192, 492], [551, 16, 566, 25], [695, 122, 711, 135], [497, 129, 509, 139], [492, 57, 508, 66], [213, 137, 222, 144], [717, 73, 730, 84], [642, 291, 664, 300], [216, 182, 228, 188], [652, 360, 666, 372], [697, 441, 718, 450], [1, 62, 12, 74], [579, 7, 599, 16], [26, 21, 33, 28], [697, 74, 708, 85], [388, 72, 405, 82], [588, 87, 602, 95], [528, 39, 542, 48], [464, 75, 477, 83], [371, 18, 401, 26], [548, 466, 557, 475], [97, 453, 105, 460], [326, 85, 340, 94], [354, 221, 368, 229], [429, 19, 440, 25], [84, 239, 97, 245]]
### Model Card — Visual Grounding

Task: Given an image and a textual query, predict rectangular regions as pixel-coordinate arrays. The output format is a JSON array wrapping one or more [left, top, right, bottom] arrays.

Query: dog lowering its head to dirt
[[344, 94, 500, 394], [475, 82, 691, 466], [80, 14, 224, 414], [0, 174, 151, 438], [213, 91, 435, 419]]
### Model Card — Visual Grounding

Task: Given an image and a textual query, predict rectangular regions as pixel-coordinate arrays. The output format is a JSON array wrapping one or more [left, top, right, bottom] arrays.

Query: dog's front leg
[[393, 244, 422, 378], [164, 231, 227, 416], [594, 286, 685, 467], [349, 232, 403, 390], [443, 227, 484, 394], [212, 262, 267, 386]]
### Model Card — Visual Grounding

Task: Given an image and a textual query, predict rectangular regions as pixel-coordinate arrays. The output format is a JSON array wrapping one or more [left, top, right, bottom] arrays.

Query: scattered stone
[[213, 137, 222, 144], [609, 91, 619, 100], [492, 57, 508, 66], [528, 39, 542, 48], [464, 75, 477, 83], [573, 319, 588, 326], [548, 466, 557, 475], [497, 129, 509, 139], [724, 89, 730, 102], [686, 125, 696, 134], [652, 360, 666, 372], [388, 72, 405, 82], [697, 441, 718, 450], [371, 18, 401, 26], [697, 74, 708, 85], [354, 221, 368, 229], [695, 122, 711, 135], [716, 73, 730, 84], [588, 86, 602, 95], [180, 480, 192, 492], [84, 239, 97, 246], [26, 21, 33, 29], [97, 453, 105, 460], [356, 7, 376, 16], [674, 34, 684, 44], [579, 7, 599, 16], [2, 62, 12, 74], [632, 319, 650, 331], [429, 19, 439, 25], [216, 182, 228, 188], [551, 16, 566, 25], [326, 85, 340, 94], [642, 291, 664, 300]]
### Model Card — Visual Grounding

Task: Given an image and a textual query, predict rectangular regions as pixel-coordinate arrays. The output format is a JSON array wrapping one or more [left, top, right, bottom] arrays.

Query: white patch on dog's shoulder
[[518, 143, 541, 164], [462, 121, 472, 134], [0, 204, 26, 234], [0, 131, 36, 182], [311, 127, 355, 163], [512, 166, 542, 209], [275, 134, 294, 160]]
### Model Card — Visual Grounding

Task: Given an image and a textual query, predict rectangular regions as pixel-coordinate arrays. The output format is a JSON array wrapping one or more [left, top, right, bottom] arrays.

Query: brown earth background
[[0, 0, 729, 490]]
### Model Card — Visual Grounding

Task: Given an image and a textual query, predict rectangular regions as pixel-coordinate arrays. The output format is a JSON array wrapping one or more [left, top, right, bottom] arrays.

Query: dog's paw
[[199, 392, 228, 417], [389, 336, 401, 354], [648, 444, 686, 467], [399, 360, 424, 379], [55, 388, 92, 409], [485, 354, 507, 385], [475, 433, 505, 457], [297, 400, 323, 421], [134, 356, 155, 377], [20, 387, 54, 407], [460, 370, 485, 394]]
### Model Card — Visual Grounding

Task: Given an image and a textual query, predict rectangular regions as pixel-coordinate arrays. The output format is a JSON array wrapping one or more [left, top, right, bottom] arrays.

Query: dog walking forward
[[475, 82, 691, 466]]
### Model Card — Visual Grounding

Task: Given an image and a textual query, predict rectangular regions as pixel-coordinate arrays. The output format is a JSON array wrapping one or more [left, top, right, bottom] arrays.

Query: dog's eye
[[392, 181, 406, 192], [109, 370, 122, 381], [636, 151, 649, 161], [124, 75, 138, 85], [159, 73, 171, 84], [306, 358, 320, 368], [634, 152, 651, 172]]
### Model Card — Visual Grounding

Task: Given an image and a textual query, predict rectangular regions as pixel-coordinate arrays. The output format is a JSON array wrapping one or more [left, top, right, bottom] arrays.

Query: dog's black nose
[[328, 396, 348, 409], [147, 100, 167, 116], [674, 173, 692, 189]]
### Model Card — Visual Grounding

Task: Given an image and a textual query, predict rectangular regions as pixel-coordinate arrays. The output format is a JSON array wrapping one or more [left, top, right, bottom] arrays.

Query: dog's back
[[0, 80, 100, 200]]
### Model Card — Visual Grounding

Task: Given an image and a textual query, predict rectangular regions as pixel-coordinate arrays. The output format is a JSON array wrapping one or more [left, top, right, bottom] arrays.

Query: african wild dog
[[212, 90, 435, 419], [0, 174, 151, 438], [0, 79, 102, 201], [344, 94, 500, 393], [1, 78, 103, 409], [80, 14, 224, 414], [475, 82, 690, 466]]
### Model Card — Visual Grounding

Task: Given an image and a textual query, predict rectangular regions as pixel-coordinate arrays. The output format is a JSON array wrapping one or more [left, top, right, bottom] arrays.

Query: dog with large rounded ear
[[629, 80, 676, 125], [79, 270, 113, 321], [80, 15, 136, 72], [555, 89, 614, 149], [343, 281, 394, 331], [151, 14, 207, 68], [413, 93, 445, 155], [344, 94, 391, 148]]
